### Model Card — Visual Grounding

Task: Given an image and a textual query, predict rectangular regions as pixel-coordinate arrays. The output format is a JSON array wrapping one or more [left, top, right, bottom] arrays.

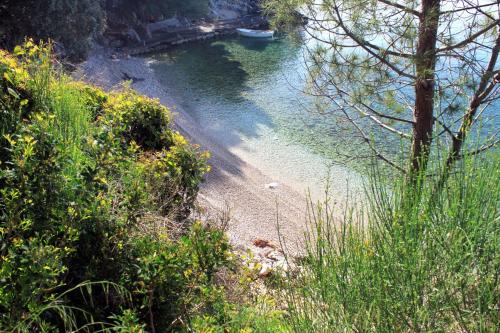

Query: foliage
[[102, 90, 174, 150], [0, 0, 211, 59], [190, 297, 287, 333], [0, 42, 248, 332], [264, 0, 499, 175], [281, 154, 500, 332], [140, 138, 211, 220], [109, 0, 210, 22], [0, 0, 105, 60]]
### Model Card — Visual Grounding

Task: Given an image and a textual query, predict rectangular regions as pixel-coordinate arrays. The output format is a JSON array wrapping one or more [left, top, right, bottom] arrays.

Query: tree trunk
[[411, 0, 441, 176]]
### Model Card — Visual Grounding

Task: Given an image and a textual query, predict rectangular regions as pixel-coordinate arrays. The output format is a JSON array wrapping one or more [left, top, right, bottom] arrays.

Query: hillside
[[0, 42, 284, 332]]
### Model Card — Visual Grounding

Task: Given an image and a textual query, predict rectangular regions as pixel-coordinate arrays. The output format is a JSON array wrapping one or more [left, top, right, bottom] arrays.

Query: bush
[[0, 42, 233, 332], [140, 134, 211, 220], [102, 90, 175, 151], [0, 0, 105, 60], [281, 155, 500, 332]]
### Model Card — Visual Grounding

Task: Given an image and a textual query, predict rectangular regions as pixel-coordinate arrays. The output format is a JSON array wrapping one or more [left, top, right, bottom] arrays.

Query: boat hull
[[237, 28, 274, 38]]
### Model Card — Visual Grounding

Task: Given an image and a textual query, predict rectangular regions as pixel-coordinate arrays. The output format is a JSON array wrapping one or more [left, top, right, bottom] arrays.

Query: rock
[[108, 38, 125, 49], [253, 239, 276, 249], [148, 17, 182, 33], [275, 260, 288, 271], [259, 263, 272, 277], [144, 25, 153, 40], [259, 248, 273, 258], [122, 72, 145, 83], [127, 28, 142, 44], [266, 250, 284, 261], [210, 0, 261, 17], [265, 182, 279, 189]]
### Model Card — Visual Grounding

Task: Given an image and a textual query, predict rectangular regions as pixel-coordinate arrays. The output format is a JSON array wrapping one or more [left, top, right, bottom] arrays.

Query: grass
[[2, 41, 498, 333], [280, 154, 499, 332]]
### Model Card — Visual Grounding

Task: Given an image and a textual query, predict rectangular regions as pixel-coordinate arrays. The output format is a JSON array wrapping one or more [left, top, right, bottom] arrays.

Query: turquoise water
[[148, 35, 497, 199], [149, 36, 365, 199], [150, 37, 358, 157]]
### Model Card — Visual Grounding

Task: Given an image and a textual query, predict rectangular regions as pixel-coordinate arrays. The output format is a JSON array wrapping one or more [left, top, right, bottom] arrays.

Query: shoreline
[[76, 46, 309, 253], [128, 15, 269, 56]]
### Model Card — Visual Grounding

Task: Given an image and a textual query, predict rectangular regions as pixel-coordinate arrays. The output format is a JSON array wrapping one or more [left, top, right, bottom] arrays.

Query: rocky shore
[[103, 0, 268, 55], [128, 14, 269, 56]]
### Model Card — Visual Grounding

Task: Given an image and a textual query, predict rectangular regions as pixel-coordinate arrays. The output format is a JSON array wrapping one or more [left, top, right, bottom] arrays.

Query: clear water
[[149, 36, 364, 200], [148, 35, 498, 200]]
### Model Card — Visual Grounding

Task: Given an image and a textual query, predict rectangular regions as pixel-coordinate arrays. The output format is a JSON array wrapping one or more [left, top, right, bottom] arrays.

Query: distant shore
[[75, 46, 309, 253], [127, 14, 269, 56]]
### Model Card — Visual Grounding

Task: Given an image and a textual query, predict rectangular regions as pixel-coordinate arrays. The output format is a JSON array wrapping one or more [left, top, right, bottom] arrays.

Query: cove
[[148, 36, 367, 201]]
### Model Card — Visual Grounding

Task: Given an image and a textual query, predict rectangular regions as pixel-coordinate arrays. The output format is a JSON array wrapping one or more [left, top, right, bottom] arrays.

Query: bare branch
[[436, 19, 500, 53], [434, 117, 458, 140], [378, 0, 421, 17], [458, 138, 500, 158], [445, 31, 500, 166], [440, 1, 499, 18]]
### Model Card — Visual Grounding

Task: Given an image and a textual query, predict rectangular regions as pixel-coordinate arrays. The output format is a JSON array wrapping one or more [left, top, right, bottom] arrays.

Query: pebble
[[259, 263, 272, 277], [259, 248, 274, 258]]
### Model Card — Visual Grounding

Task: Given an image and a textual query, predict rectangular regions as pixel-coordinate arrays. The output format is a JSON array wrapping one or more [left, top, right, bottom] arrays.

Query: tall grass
[[283, 154, 499, 332], [26, 45, 92, 160], [11, 281, 130, 333]]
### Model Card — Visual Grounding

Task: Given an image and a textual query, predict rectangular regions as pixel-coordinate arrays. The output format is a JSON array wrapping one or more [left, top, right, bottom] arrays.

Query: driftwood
[[122, 72, 145, 83]]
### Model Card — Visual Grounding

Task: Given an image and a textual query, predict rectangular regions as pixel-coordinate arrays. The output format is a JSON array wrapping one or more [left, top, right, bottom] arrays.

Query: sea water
[[149, 36, 364, 201], [148, 34, 498, 201]]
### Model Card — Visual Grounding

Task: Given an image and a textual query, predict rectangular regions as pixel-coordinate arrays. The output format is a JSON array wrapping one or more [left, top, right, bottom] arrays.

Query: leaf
[[7, 87, 19, 99], [13, 45, 25, 56], [3, 72, 13, 84]]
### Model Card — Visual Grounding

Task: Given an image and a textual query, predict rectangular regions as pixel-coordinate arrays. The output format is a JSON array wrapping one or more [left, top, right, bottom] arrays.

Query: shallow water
[[149, 36, 365, 200], [146, 20, 500, 204]]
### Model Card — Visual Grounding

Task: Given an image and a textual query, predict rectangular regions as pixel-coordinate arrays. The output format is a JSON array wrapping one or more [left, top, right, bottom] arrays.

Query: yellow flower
[[184, 268, 193, 278], [12, 237, 23, 247]]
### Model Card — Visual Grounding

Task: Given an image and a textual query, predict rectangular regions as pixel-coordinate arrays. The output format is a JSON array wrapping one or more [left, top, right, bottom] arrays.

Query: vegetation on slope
[[1, 30, 498, 333], [0, 42, 284, 332], [280, 155, 499, 332], [108, 0, 210, 22], [0, 0, 210, 60], [0, 0, 105, 60]]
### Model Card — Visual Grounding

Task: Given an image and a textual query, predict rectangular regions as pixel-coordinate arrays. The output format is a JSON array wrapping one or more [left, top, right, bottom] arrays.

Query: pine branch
[[378, 0, 421, 17], [436, 19, 500, 53]]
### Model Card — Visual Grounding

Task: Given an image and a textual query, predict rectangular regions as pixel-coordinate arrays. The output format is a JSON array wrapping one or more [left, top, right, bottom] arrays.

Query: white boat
[[236, 28, 274, 38]]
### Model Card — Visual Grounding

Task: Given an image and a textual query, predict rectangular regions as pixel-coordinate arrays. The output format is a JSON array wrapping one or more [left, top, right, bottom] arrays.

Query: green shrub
[[0, 42, 231, 332], [282, 154, 499, 332], [140, 134, 210, 220], [0, 0, 105, 60], [102, 90, 174, 151], [68, 82, 108, 119], [190, 297, 287, 333]]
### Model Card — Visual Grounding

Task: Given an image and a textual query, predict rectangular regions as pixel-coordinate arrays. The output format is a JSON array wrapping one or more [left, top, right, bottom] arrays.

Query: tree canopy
[[0, 0, 105, 60], [0, 0, 210, 60], [265, 0, 499, 175]]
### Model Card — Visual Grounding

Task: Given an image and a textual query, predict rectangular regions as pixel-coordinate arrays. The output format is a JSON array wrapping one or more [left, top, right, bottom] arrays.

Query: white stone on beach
[[259, 263, 272, 277], [265, 182, 279, 189]]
